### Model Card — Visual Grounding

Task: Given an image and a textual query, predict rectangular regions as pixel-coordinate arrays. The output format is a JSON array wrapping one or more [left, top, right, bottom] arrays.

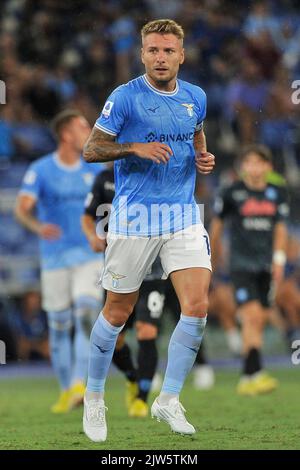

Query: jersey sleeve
[[84, 172, 105, 219], [275, 187, 290, 223], [95, 85, 130, 137], [19, 162, 42, 200], [213, 186, 233, 219], [194, 88, 207, 132]]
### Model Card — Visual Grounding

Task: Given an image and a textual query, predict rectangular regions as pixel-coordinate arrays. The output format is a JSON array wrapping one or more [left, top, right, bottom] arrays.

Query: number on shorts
[[147, 291, 165, 319]]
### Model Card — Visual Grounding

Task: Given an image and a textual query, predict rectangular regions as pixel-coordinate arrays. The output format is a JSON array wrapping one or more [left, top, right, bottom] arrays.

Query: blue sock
[[73, 296, 100, 384], [86, 312, 124, 392], [161, 314, 207, 395], [47, 309, 73, 390]]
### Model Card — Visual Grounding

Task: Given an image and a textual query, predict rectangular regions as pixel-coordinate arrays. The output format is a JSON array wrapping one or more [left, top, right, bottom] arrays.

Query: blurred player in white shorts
[[15, 110, 104, 413]]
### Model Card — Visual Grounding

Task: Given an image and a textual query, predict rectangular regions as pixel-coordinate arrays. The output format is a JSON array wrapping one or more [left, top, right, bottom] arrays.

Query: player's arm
[[81, 213, 106, 253], [272, 221, 288, 284], [15, 194, 61, 240], [83, 127, 173, 165], [81, 173, 108, 252], [194, 128, 215, 175], [209, 217, 224, 271]]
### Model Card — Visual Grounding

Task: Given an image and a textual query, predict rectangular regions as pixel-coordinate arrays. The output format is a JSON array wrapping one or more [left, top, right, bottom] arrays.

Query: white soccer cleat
[[151, 397, 196, 435], [193, 365, 215, 390], [83, 397, 107, 442]]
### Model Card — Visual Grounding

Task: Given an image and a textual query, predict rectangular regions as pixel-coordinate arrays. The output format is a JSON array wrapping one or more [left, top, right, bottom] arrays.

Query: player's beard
[[150, 69, 177, 88]]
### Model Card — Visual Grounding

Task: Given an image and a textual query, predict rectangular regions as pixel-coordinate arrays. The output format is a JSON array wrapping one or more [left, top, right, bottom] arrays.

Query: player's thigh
[[71, 258, 104, 306], [41, 268, 72, 311], [160, 224, 212, 282], [170, 267, 211, 315], [135, 280, 165, 332], [102, 234, 162, 293]]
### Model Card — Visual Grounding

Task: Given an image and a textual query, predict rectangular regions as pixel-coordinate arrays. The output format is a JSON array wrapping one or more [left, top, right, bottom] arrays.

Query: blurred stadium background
[[0, 0, 300, 450]]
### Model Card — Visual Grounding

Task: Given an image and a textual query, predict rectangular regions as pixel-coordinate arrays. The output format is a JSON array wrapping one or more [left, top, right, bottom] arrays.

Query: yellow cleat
[[51, 390, 72, 414], [69, 381, 86, 409], [237, 372, 279, 396], [126, 381, 138, 410], [236, 377, 257, 396], [251, 372, 278, 395], [129, 398, 149, 418]]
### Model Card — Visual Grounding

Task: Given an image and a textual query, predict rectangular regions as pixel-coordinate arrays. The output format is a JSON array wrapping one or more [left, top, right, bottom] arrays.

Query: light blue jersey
[[20, 152, 102, 270], [95, 74, 206, 236]]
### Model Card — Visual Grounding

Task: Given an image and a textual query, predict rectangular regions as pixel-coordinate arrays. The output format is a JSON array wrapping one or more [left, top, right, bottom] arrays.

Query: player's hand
[[38, 223, 61, 240], [195, 152, 215, 175], [131, 142, 173, 164], [89, 234, 106, 252]]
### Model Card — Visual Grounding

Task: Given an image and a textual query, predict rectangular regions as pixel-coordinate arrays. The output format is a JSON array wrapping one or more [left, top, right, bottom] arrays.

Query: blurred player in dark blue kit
[[81, 19, 215, 442], [210, 145, 289, 395]]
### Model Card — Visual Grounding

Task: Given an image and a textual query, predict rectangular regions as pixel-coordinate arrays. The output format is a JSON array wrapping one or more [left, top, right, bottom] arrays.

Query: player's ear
[[180, 48, 185, 65], [141, 47, 145, 65]]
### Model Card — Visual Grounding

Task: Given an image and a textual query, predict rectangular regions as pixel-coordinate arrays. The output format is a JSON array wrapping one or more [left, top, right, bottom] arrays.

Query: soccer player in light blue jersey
[[15, 110, 104, 413], [82, 19, 215, 442]]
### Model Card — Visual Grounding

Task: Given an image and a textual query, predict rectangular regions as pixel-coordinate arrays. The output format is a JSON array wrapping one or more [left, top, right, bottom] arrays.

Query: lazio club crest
[[181, 103, 194, 117]]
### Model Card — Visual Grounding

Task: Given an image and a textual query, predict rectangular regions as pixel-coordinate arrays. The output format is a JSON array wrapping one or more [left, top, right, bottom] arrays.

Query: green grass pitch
[[0, 369, 299, 450]]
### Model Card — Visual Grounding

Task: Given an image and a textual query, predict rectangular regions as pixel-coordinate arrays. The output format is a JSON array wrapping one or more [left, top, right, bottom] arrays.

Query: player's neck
[[243, 176, 267, 191], [145, 73, 177, 92], [57, 144, 81, 166]]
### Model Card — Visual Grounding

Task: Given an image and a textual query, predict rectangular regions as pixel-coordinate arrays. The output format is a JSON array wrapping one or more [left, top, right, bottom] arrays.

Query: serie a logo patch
[[102, 101, 114, 118]]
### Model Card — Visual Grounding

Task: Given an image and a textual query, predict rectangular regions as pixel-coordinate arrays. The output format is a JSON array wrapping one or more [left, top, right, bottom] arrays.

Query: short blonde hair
[[141, 19, 184, 43]]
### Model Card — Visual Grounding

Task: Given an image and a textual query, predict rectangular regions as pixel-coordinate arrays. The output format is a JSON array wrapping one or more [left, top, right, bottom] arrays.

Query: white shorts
[[101, 224, 211, 293], [41, 259, 104, 312]]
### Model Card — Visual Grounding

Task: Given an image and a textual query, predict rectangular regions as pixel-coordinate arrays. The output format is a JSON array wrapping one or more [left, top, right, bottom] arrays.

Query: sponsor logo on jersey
[[102, 101, 114, 118], [145, 131, 194, 143], [240, 198, 276, 217], [181, 103, 194, 117], [243, 218, 272, 231]]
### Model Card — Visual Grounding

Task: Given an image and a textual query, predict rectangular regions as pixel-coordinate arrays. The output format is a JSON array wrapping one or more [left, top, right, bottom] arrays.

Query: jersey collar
[[53, 152, 82, 172], [142, 74, 179, 96]]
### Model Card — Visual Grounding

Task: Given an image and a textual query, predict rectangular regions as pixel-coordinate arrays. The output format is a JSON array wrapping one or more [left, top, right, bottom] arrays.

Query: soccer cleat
[[237, 372, 278, 396], [236, 377, 257, 396], [193, 365, 215, 390], [83, 397, 107, 442], [129, 398, 149, 418], [69, 381, 86, 409], [151, 397, 196, 435], [51, 389, 72, 413], [125, 381, 138, 410], [251, 372, 278, 394]]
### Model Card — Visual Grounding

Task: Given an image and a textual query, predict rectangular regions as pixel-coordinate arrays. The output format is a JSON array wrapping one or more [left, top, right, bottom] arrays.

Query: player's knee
[[103, 299, 134, 326], [136, 321, 157, 340], [181, 296, 209, 317], [245, 310, 265, 330]]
